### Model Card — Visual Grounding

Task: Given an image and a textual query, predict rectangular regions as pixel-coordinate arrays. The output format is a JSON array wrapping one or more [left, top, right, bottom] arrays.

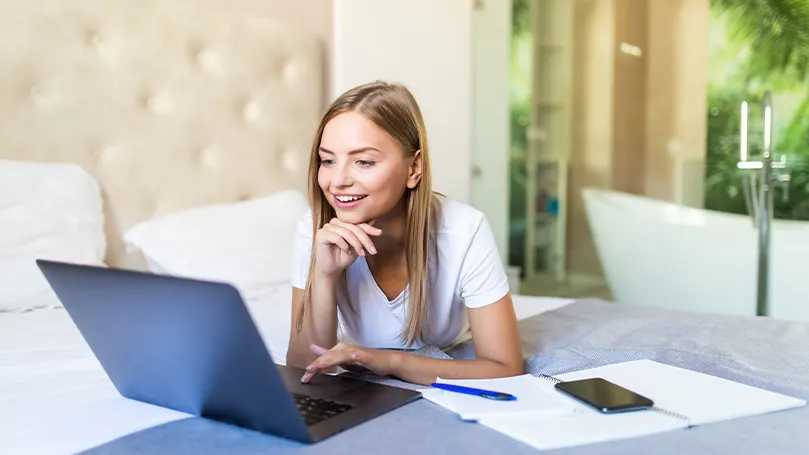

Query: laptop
[[35, 259, 421, 444]]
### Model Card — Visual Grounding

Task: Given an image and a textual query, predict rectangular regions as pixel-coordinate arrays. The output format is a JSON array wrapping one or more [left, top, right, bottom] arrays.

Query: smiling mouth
[[335, 195, 367, 203]]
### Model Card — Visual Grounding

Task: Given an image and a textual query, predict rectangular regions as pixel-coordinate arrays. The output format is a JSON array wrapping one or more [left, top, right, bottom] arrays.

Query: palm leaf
[[713, 0, 809, 83], [512, 0, 531, 38]]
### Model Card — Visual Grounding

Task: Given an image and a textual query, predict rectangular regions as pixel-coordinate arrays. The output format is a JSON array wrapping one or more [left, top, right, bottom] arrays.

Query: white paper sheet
[[432, 374, 576, 420], [475, 360, 807, 451], [555, 359, 808, 426]]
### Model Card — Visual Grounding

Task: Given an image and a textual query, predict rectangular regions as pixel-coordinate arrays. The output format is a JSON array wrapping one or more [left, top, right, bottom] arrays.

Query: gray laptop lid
[[35, 259, 312, 442]]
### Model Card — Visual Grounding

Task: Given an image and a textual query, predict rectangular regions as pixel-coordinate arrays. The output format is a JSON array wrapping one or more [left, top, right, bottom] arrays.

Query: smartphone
[[554, 377, 654, 413]]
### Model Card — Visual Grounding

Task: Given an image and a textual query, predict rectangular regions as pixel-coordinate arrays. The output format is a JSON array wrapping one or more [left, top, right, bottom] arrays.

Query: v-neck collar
[[358, 256, 408, 308]]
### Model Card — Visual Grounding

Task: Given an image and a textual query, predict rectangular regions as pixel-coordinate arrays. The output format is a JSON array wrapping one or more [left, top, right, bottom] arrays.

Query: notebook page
[[420, 389, 456, 412], [556, 360, 807, 425], [478, 404, 684, 451], [434, 374, 576, 420]]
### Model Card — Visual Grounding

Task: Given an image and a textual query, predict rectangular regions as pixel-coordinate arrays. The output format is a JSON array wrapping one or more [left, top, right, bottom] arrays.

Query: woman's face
[[317, 111, 420, 225]]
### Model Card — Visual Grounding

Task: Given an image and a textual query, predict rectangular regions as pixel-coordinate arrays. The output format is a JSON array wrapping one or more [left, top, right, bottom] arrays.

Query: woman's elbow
[[484, 356, 524, 378], [510, 361, 526, 376], [500, 359, 525, 377]]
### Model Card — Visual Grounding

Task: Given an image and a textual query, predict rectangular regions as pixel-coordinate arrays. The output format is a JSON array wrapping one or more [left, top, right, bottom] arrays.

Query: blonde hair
[[295, 81, 439, 346]]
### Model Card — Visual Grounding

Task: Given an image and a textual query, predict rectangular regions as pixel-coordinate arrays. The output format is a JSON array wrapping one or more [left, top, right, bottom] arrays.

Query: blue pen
[[430, 383, 517, 401]]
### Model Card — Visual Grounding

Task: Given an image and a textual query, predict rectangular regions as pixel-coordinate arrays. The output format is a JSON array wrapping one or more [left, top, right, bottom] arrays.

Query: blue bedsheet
[[78, 299, 809, 454]]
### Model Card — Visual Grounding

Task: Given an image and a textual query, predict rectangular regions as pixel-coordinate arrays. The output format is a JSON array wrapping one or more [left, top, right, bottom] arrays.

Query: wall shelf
[[523, 0, 573, 282]]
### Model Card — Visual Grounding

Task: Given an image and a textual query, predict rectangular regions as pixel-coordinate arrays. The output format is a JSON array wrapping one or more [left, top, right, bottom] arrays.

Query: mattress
[[0, 287, 573, 455]]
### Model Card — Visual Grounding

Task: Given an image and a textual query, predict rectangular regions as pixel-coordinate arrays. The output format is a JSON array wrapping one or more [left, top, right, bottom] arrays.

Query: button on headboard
[[0, 0, 322, 267]]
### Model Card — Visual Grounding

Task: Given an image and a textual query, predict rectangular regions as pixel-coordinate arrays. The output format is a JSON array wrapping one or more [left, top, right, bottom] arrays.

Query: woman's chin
[[334, 211, 373, 225]]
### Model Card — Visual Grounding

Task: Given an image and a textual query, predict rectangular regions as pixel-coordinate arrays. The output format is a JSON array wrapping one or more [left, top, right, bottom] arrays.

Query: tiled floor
[[519, 272, 613, 300]]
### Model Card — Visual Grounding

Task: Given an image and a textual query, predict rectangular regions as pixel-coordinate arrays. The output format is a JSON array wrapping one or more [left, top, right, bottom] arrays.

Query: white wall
[[332, 0, 473, 203], [471, 0, 511, 264]]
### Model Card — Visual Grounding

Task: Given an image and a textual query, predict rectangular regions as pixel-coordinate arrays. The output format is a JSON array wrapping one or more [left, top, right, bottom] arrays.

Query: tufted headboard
[[0, 0, 323, 267]]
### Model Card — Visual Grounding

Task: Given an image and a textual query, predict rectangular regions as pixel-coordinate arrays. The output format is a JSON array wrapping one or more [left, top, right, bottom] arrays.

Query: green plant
[[712, 0, 809, 84], [508, 0, 532, 267], [707, 0, 809, 220]]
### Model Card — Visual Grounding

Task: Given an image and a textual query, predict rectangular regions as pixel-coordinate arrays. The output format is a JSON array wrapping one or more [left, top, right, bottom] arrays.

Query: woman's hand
[[300, 343, 399, 383], [314, 218, 382, 277]]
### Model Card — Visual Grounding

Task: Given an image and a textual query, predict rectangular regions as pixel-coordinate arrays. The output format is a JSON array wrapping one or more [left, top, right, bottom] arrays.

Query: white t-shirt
[[290, 197, 510, 350]]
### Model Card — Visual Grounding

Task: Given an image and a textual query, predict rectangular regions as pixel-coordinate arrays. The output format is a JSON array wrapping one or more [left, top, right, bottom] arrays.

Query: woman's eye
[[357, 160, 375, 167], [319, 159, 334, 166]]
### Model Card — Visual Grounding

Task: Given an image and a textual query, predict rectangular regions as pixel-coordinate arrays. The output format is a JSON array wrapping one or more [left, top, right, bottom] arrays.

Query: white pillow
[[0, 159, 107, 312], [124, 190, 309, 300]]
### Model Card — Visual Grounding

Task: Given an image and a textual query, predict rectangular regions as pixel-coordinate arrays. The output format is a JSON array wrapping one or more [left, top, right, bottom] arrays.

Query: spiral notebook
[[426, 374, 578, 421], [425, 360, 807, 451]]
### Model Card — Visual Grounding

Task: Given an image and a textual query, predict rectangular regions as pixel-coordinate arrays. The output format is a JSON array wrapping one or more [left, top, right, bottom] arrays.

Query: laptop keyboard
[[293, 393, 355, 426]]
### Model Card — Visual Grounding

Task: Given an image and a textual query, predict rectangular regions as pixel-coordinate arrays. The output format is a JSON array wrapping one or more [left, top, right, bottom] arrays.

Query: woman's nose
[[333, 163, 353, 187]]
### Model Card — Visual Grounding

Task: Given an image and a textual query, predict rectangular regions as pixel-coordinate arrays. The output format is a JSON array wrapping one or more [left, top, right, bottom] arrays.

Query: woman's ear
[[406, 150, 423, 189]]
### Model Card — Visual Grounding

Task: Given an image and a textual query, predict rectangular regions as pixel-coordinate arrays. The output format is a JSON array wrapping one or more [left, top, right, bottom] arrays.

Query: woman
[[287, 81, 523, 386]]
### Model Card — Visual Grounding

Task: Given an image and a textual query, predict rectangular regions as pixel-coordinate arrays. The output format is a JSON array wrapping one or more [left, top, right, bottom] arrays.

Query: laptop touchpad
[[279, 366, 365, 398]]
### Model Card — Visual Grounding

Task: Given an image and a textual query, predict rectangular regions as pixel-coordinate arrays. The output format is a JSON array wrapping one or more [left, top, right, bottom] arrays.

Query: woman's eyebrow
[[318, 147, 382, 155]]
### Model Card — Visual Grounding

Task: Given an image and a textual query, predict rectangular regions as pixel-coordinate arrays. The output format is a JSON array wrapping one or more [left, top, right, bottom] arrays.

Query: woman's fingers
[[312, 350, 350, 371], [319, 231, 352, 256], [300, 344, 357, 383], [317, 218, 383, 261], [326, 219, 378, 256], [358, 223, 383, 237], [324, 224, 366, 256], [301, 355, 341, 383], [329, 219, 378, 254]]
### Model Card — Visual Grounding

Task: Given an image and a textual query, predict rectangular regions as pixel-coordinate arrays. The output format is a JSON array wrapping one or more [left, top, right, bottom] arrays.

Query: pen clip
[[478, 391, 516, 401]]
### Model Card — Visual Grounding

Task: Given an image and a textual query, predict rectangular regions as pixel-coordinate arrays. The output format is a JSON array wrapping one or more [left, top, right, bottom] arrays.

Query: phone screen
[[555, 378, 654, 413]]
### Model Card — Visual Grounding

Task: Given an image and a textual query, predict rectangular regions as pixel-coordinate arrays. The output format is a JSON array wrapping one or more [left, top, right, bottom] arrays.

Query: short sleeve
[[459, 217, 510, 308], [290, 211, 314, 290]]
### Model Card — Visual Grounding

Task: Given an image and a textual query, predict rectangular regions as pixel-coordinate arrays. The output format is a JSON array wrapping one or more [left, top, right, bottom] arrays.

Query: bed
[[2, 0, 809, 454]]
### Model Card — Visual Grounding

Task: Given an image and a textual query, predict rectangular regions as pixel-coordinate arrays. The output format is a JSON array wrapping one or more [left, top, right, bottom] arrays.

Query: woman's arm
[[388, 292, 524, 385], [287, 218, 381, 369], [286, 276, 340, 368], [300, 292, 524, 385]]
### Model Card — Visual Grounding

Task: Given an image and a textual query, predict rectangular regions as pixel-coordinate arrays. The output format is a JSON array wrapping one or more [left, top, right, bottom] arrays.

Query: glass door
[[508, 0, 809, 321], [705, 0, 809, 220]]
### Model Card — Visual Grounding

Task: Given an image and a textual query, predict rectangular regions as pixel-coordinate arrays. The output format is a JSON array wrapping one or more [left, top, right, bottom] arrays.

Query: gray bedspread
[[78, 299, 809, 454]]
